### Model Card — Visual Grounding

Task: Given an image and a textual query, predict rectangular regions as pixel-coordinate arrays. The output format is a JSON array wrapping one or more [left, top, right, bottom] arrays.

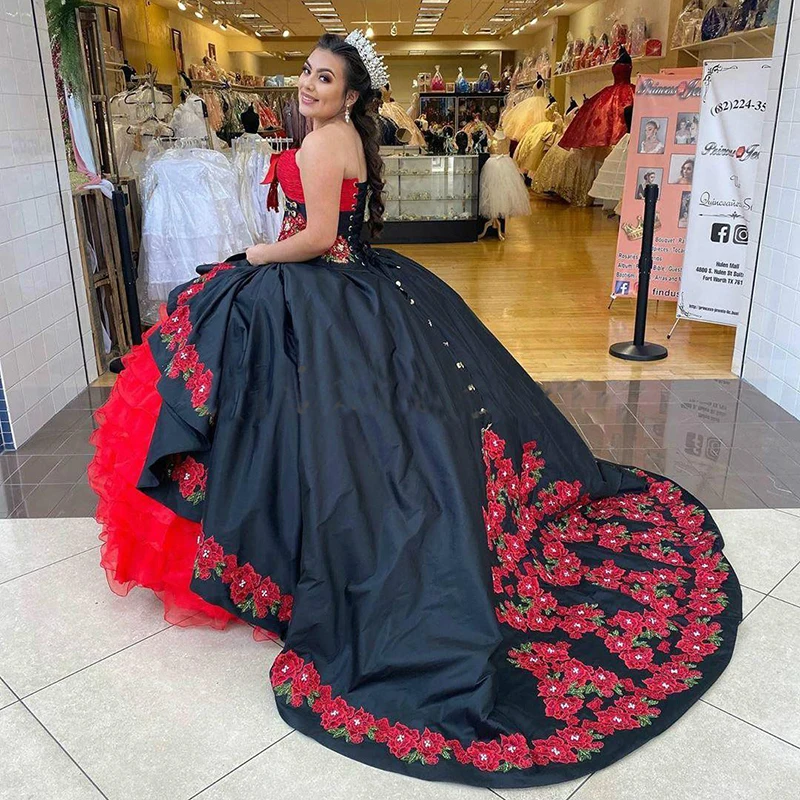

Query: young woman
[[640, 119, 665, 154], [677, 158, 694, 185], [89, 32, 741, 789]]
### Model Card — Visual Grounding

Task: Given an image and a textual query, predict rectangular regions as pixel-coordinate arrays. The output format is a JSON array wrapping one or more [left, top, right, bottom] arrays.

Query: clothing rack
[[264, 136, 294, 151]]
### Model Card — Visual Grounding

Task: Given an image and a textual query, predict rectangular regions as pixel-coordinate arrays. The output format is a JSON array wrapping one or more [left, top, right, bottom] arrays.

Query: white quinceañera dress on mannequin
[[479, 130, 531, 220]]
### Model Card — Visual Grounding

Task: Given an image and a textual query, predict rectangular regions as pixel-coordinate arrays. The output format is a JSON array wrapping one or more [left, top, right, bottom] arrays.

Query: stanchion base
[[609, 341, 668, 361]]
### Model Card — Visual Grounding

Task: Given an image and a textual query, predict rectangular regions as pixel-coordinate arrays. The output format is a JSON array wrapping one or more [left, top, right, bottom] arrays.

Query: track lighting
[[177, 1, 187, 10], [282, 29, 290, 38], [194, 3, 203, 20]]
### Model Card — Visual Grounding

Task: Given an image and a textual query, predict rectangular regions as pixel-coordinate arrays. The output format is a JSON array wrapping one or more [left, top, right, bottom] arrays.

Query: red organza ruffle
[[87, 330, 239, 629]]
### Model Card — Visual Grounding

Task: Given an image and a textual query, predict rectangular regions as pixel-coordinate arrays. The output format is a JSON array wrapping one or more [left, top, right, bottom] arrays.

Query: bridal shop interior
[[0, 0, 796, 452], [5, 4, 800, 799]]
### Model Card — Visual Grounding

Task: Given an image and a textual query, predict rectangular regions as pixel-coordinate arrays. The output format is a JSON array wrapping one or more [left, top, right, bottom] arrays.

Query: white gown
[[137, 148, 253, 322], [589, 133, 630, 213], [479, 133, 531, 220], [231, 133, 284, 245]]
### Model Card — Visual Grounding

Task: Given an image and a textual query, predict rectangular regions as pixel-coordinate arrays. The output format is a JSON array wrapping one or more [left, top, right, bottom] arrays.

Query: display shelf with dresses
[[553, 54, 665, 81], [672, 24, 776, 60], [376, 154, 484, 243]]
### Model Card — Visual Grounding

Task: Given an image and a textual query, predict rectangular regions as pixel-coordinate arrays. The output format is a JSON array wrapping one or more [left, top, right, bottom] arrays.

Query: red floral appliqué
[[267, 426, 735, 775], [278, 201, 355, 264], [159, 262, 235, 415], [168, 455, 207, 505], [193, 535, 293, 622]]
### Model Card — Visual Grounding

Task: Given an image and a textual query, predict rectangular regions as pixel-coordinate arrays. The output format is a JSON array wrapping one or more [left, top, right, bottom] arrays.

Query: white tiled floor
[[1, 511, 799, 800]]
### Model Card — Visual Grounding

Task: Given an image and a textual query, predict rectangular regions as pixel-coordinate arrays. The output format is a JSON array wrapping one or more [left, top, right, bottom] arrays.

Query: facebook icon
[[614, 280, 630, 296], [710, 223, 731, 243]]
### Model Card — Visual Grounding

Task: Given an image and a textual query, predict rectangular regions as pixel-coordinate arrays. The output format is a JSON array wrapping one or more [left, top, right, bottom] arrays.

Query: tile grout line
[[21, 624, 176, 703], [19, 698, 111, 799], [0, 544, 102, 587], [699, 698, 800, 752], [185, 730, 296, 799]]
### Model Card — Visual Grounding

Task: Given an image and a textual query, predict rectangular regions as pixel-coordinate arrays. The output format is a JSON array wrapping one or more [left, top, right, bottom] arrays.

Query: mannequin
[[232, 105, 283, 245], [455, 67, 470, 94], [479, 127, 531, 239], [476, 64, 494, 93]]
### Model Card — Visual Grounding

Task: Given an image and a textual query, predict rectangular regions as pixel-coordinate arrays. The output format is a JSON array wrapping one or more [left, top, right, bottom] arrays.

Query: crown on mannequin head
[[344, 29, 390, 89]]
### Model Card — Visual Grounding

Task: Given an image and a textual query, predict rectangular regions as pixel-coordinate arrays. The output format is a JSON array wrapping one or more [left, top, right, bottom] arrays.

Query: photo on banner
[[612, 69, 702, 300], [676, 59, 771, 328]]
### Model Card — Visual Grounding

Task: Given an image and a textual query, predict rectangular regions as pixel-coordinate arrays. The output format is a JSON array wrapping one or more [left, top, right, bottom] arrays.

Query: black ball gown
[[89, 147, 741, 788]]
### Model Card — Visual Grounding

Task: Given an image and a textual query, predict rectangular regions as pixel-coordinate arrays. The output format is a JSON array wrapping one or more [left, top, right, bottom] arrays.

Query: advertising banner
[[612, 69, 702, 300], [676, 59, 771, 327]]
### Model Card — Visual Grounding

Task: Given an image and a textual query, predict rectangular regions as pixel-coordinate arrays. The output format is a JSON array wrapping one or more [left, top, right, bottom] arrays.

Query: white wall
[[736, 0, 800, 419], [0, 0, 97, 446]]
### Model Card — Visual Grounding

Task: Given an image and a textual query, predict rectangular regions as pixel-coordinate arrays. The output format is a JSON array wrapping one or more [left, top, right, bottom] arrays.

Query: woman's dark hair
[[315, 34, 385, 236]]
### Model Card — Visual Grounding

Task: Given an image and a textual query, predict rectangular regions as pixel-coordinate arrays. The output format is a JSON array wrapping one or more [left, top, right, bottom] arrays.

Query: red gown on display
[[558, 50, 634, 150]]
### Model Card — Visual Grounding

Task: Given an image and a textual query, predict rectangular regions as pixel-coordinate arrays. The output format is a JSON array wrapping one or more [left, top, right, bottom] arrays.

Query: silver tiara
[[345, 29, 389, 89]]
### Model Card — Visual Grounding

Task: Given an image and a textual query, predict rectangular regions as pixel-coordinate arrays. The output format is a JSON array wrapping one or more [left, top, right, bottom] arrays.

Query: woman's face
[[298, 48, 356, 121], [681, 161, 694, 180], [646, 122, 657, 138]]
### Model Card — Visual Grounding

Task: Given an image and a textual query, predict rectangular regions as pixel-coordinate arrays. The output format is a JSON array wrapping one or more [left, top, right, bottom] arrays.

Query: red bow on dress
[[262, 151, 282, 212]]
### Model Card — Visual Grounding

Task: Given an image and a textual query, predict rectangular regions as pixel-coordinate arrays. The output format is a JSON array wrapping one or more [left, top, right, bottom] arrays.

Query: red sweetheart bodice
[[264, 148, 363, 211], [611, 61, 633, 85], [263, 148, 368, 264]]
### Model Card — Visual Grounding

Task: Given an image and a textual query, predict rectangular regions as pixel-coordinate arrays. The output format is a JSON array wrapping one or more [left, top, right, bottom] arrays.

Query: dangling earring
[[345, 104, 351, 124]]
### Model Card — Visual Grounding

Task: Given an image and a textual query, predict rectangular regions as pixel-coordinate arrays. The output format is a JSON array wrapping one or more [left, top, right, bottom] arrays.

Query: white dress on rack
[[137, 148, 253, 322], [232, 133, 284, 245], [172, 94, 208, 140]]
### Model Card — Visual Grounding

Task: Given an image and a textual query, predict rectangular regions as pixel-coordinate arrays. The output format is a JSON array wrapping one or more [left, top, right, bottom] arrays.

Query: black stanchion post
[[109, 187, 141, 373], [609, 183, 668, 362]]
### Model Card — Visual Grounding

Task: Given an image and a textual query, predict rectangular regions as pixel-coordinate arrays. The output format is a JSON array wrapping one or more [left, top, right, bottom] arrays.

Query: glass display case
[[419, 93, 507, 130], [383, 154, 479, 222], [419, 95, 456, 127]]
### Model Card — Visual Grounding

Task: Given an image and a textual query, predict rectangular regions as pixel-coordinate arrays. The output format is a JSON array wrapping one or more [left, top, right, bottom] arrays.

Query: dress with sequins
[[88, 146, 741, 789]]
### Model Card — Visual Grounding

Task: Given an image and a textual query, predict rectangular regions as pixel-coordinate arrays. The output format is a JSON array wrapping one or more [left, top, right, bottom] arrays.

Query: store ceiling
[[162, 1, 591, 44]]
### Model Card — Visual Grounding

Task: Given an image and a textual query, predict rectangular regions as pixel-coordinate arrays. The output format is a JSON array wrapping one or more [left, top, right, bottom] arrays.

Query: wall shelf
[[673, 25, 776, 60], [552, 55, 666, 81]]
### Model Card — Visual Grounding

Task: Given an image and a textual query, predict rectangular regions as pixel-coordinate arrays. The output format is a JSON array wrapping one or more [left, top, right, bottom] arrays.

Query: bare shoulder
[[297, 126, 348, 169]]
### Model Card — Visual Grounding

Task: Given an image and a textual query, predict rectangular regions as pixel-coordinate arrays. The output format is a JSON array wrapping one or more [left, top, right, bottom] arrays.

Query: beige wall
[[513, 21, 558, 66], [117, 0, 240, 89], [568, 0, 671, 43]]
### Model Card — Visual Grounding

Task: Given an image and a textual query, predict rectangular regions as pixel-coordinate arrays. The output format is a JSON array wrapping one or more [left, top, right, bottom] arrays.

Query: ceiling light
[[219, 21, 227, 30], [194, 3, 203, 19], [212, 17, 219, 25], [282, 29, 290, 37], [177, 1, 187, 10], [512, 28, 520, 35], [366, 24, 374, 38], [462, 23, 470, 35], [390, 22, 397, 36], [254, 30, 261, 37], [530, 17, 538, 25]]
